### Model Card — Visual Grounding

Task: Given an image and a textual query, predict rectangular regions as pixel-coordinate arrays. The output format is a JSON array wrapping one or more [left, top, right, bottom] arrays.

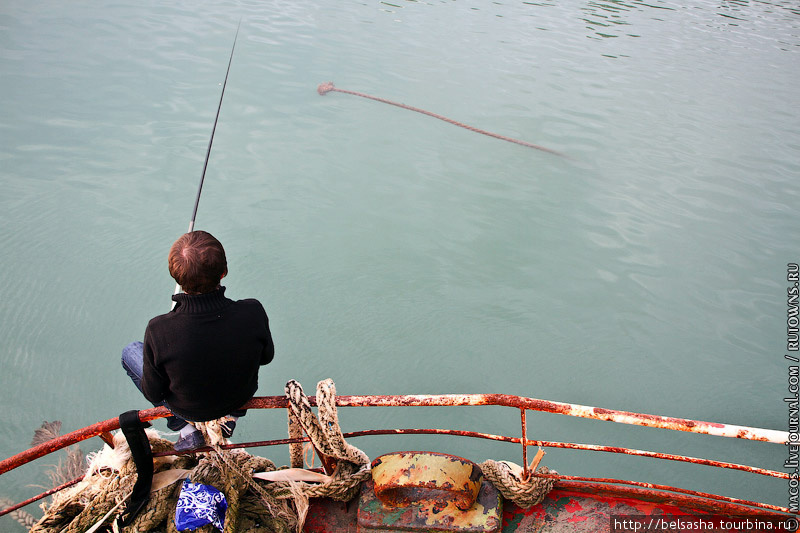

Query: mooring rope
[[317, 81, 563, 156], [284, 379, 372, 503], [480, 460, 556, 508], [25, 381, 372, 533], [21, 379, 558, 532]]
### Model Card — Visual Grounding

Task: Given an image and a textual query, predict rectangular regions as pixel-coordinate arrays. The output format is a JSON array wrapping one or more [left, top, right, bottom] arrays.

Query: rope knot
[[317, 81, 335, 95]]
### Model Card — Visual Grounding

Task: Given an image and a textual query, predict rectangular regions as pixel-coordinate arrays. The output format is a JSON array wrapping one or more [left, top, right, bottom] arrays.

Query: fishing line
[[317, 81, 563, 157], [173, 20, 241, 301]]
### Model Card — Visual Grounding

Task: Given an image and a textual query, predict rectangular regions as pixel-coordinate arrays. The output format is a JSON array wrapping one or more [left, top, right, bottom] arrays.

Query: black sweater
[[141, 286, 274, 422]]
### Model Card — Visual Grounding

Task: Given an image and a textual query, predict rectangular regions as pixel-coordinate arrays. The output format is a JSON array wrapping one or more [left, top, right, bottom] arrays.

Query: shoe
[[221, 420, 236, 439], [174, 431, 206, 452]]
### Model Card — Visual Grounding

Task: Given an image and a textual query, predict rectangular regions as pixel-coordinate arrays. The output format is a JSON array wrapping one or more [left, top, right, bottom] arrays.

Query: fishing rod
[[173, 20, 241, 301]]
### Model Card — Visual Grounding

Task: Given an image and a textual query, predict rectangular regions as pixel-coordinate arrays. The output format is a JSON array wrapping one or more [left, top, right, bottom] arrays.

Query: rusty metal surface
[[149, 428, 788, 480], [520, 409, 529, 480], [0, 392, 791, 523], [304, 498, 358, 533], [1, 392, 786, 477], [0, 406, 170, 476], [358, 476, 502, 532], [543, 476, 791, 515], [371, 452, 483, 511], [549, 482, 795, 519], [335, 429, 785, 479], [0, 475, 82, 519], [303, 484, 795, 533], [301, 394, 787, 444], [502, 487, 796, 532]]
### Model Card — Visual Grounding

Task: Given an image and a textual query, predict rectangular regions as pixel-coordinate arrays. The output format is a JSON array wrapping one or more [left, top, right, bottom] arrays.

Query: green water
[[2, 0, 799, 524]]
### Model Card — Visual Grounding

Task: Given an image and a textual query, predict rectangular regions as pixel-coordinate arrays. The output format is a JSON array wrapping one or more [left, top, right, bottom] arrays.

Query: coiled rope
[[480, 460, 556, 508], [283, 379, 371, 500], [318, 81, 563, 157], [25, 380, 372, 533]]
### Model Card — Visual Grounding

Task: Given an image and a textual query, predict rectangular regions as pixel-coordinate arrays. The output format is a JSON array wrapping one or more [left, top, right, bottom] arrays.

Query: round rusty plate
[[371, 451, 482, 511]]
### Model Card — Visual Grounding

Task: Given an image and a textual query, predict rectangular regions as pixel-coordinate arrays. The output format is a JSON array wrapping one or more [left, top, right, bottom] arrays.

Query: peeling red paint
[[565, 499, 583, 513], [564, 499, 583, 513], [307, 485, 796, 533]]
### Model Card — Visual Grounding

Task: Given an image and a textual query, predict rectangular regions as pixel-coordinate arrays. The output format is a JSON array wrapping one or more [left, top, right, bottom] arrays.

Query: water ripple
[[0, 0, 797, 509]]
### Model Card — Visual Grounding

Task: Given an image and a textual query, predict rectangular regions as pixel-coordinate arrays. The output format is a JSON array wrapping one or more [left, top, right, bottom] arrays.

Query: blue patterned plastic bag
[[175, 478, 228, 531]]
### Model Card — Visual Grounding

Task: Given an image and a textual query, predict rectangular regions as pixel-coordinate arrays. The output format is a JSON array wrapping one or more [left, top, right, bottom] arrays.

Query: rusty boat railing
[[0, 393, 793, 520]]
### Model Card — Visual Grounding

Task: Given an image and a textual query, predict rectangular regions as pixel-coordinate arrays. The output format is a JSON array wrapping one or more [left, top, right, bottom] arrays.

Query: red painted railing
[[0, 393, 792, 520]]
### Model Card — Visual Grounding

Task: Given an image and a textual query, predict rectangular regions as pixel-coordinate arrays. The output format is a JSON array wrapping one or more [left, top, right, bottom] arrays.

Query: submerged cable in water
[[317, 82, 563, 157]]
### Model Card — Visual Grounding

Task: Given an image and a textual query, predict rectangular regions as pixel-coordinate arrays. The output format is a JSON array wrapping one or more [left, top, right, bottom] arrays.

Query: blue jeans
[[121, 341, 188, 431], [121, 342, 247, 432]]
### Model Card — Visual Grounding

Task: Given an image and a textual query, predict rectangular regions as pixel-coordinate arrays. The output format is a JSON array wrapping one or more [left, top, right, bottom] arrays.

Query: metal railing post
[[521, 408, 529, 480]]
